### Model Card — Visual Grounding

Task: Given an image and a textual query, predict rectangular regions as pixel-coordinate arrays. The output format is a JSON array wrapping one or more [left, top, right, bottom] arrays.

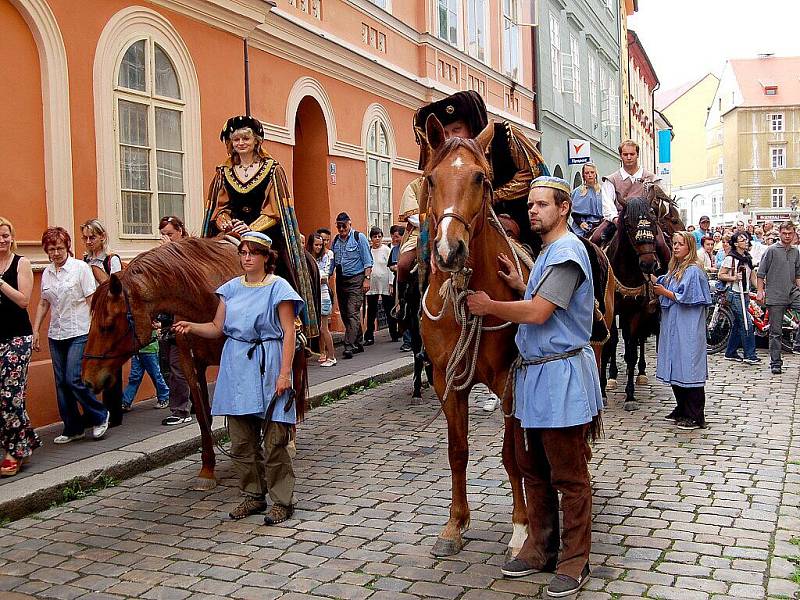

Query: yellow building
[[707, 56, 800, 221]]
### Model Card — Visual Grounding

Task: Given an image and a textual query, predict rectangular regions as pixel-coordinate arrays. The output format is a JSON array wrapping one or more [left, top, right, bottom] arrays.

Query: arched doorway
[[573, 172, 582, 189], [292, 96, 330, 235], [553, 164, 564, 179]]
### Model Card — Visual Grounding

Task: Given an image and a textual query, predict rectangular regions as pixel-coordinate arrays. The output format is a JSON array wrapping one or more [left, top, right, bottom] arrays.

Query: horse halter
[[83, 284, 147, 361], [428, 177, 493, 247]]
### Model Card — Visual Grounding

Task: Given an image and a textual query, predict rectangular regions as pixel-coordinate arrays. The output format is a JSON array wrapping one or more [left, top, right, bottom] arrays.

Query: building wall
[[3, 0, 537, 427], [629, 62, 655, 172], [537, 0, 622, 187], [661, 73, 719, 188]]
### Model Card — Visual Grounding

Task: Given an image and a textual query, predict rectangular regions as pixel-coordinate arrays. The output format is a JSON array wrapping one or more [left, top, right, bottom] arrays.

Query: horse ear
[[109, 273, 122, 296], [425, 114, 446, 152], [474, 120, 495, 153]]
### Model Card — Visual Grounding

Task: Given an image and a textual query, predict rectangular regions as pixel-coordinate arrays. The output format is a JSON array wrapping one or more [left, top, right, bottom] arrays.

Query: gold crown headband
[[530, 177, 571, 194]]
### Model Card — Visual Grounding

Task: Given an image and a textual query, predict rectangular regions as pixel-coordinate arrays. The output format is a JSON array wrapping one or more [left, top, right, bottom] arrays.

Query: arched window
[[553, 164, 564, 179], [366, 119, 392, 234], [115, 38, 185, 236]]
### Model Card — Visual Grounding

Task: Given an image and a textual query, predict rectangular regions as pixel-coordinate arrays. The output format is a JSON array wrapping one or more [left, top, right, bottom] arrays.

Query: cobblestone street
[[1, 344, 799, 600]]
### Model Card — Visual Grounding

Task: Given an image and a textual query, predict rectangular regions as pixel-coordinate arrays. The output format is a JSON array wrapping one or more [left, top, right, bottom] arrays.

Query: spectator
[[33, 227, 109, 444], [763, 221, 775, 237], [80, 219, 124, 427], [692, 215, 711, 246], [364, 226, 397, 345], [712, 231, 723, 253], [715, 234, 731, 269], [700, 236, 716, 274], [173, 232, 302, 525], [749, 231, 767, 266], [756, 221, 800, 374], [307, 233, 336, 367], [719, 232, 759, 364], [687, 225, 695, 233], [651, 231, 711, 430], [753, 226, 764, 243], [156, 216, 192, 425], [317, 228, 337, 322], [387, 224, 403, 276], [121, 326, 170, 411], [330, 212, 372, 359], [0, 217, 40, 476]]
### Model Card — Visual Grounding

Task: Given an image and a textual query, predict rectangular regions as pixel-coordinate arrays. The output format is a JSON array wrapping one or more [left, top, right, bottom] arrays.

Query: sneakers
[[263, 504, 294, 525], [162, 415, 192, 426], [352, 344, 365, 354], [547, 564, 590, 597], [320, 358, 337, 367], [482, 394, 501, 412], [501, 557, 557, 578], [363, 338, 374, 346], [53, 433, 83, 444], [772, 366, 782, 375], [155, 398, 169, 409], [229, 497, 267, 520], [664, 410, 679, 422], [400, 342, 412, 352], [342, 350, 353, 359], [742, 357, 761, 364], [724, 354, 743, 362], [92, 412, 110, 440], [121, 402, 133, 413], [676, 418, 702, 431]]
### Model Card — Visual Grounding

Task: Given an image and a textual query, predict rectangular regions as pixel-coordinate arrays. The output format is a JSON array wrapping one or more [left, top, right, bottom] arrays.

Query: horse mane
[[621, 196, 653, 224], [125, 237, 240, 302], [425, 137, 492, 177]]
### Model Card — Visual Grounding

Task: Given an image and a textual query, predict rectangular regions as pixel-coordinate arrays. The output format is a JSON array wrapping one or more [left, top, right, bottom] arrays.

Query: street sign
[[567, 139, 591, 165]]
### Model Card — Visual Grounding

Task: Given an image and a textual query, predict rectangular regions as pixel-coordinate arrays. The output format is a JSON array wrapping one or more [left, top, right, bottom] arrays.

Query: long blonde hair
[[0, 216, 17, 252], [579, 162, 601, 196], [667, 231, 703, 282]]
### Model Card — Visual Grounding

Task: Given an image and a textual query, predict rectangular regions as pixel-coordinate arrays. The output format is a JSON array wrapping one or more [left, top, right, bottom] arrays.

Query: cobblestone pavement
[[1, 344, 798, 600]]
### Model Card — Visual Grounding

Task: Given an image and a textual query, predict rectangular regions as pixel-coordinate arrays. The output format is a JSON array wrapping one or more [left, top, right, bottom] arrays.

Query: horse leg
[[412, 353, 423, 398], [622, 322, 639, 411], [498, 385, 528, 558], [431, 377, 470, 557], [606, 320, 619, 389], [636, 337, 648, 384]]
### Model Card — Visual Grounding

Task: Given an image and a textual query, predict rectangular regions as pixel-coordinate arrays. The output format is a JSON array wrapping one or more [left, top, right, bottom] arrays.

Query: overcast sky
[[628, 0, 800, 93]]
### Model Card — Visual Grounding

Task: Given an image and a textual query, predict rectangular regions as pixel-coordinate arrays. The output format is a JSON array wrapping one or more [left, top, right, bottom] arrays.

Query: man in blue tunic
[[467, 176, 603, 598]]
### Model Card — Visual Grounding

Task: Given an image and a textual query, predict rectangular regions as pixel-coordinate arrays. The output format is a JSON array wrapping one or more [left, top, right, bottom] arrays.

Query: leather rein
[[83, 283, 148, 361]]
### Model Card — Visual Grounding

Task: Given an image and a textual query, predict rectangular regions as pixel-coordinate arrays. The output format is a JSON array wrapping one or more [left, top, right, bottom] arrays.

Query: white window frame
[[599, 66, 609, 137], [768, 112, 784, 132], [771, 146, 785, 169], [466, 0, 489, 63], [93, 7, 202, 252], [437, 0, 460, 46], [549, 12, 561, 92], [365, 118, 393, 236], [605, 0, 614, 13], [368, 0, 391, 11], [772, 187, 785, 208], [503, 0, 521, 80], [569, 34, 581, 105], [588, 53, 598, 122], [717, 158, 723, 176]]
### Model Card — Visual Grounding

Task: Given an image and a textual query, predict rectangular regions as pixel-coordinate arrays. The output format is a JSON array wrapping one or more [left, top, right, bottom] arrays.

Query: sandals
[[317, 355, 329, 364], [0, 458, 21, 477]]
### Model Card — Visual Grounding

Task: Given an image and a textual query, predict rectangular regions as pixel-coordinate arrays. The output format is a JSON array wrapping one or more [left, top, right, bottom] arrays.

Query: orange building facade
[[3, 0, 539, 426]]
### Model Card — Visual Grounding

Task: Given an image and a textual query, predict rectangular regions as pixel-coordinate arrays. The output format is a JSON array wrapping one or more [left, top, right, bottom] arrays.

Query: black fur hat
[[220, 115, 264, 141]]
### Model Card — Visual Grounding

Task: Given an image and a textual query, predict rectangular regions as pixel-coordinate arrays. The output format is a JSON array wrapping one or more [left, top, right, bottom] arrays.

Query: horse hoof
[[607, 379, 617, 390], [636, 374, 648, 384], [624, 401, 639, 412], [431, 536, 463, 557], [190, 477, 217, 491]]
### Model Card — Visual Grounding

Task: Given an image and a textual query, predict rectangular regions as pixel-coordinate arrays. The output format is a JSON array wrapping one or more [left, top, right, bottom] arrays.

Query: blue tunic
[[656, 265, 711, 388], [514, 233, 604, 428], [570, 187, 603, 237], [212, 275, 304, 421]]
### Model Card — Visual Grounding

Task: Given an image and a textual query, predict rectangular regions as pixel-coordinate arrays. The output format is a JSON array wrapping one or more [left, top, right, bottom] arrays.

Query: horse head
[[646, 181, 684, 236], [619, 196, 661, 275], [82, 273, 150, 392]]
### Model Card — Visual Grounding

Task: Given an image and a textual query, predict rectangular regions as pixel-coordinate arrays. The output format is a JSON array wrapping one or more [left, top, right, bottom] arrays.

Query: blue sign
[[658, 130, 671, 164]]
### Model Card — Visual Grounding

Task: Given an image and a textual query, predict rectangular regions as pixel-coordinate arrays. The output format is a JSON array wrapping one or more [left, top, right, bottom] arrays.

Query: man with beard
[[466, 176, 603, 597]]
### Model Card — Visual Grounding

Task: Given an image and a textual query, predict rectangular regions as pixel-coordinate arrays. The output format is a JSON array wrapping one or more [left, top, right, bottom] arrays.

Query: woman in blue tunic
[[569, 163, 603, 238], [651, 231, 712, 430], [174, 231, 303, 524]]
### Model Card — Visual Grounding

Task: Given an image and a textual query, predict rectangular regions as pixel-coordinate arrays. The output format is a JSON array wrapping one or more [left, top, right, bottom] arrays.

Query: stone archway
[[292, 96, 330, 236]]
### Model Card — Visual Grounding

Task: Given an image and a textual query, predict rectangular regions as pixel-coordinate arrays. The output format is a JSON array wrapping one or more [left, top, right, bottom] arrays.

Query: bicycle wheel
[[707, 304, 733, 354]]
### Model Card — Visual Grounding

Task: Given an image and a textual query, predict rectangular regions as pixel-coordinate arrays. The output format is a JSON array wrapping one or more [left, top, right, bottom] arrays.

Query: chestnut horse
[[419, 115, 614, 558], [82, 237, 314, 490]]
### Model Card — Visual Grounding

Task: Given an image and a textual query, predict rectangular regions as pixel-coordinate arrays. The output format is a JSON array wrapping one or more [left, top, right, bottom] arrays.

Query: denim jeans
[[122, 353, 170, 407], [49, 335, 108, 436], [725, 292, 756, 360]]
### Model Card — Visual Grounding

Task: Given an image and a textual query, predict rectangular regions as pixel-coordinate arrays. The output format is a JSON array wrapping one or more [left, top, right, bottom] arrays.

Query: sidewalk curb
[[0, 357, 414, 522]]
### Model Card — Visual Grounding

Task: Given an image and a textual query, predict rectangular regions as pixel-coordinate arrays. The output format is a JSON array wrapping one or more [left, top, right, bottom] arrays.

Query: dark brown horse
[[419, 115, 614, 558], [82, 237, 315, 489]]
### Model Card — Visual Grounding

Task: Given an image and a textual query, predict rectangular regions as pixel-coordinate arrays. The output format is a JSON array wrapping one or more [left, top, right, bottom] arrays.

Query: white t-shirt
[[368, 244, 393, 296], [720, 255, 752, 294], [41, 256, 97, 339]]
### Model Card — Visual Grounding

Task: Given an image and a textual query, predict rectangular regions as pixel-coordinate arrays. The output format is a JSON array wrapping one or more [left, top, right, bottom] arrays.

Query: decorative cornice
[[566, 11, 585, 30], [148, 0, 273, 36]]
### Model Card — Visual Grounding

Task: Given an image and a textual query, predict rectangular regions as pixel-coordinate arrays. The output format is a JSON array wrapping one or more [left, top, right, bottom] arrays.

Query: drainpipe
[[244, 38, 251, 115], [531, 13, 543, 154], [651, 81, 660, 173]]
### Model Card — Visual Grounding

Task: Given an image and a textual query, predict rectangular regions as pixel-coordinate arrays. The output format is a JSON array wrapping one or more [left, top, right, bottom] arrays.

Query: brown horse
[[82, 237, 313, 490], [419, 115, 614, 558]]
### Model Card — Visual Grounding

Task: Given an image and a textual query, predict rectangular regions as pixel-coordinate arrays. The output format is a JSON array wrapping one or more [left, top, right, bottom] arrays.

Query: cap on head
[[700, 215, 710, 223], [335, 212, 351, 223], [529, 176, 571, 194], [239, 231, 272, 249], [220, 115, 264, 141]]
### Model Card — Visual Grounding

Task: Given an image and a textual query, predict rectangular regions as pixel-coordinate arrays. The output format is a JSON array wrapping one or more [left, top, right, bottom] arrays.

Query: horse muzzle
[[434, 239, 468, 272]]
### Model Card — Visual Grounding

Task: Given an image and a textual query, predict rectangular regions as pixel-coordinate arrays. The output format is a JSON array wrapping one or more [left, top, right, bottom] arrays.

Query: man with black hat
[[330, 212, 373, 359], [202, 115, 318, 339]]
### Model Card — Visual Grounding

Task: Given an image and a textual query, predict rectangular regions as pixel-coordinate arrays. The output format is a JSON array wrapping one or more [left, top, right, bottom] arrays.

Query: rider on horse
[[202, 115, 318, 338]]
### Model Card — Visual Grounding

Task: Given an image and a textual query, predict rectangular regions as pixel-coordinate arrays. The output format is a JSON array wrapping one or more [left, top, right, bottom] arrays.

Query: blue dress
[[570, 187, 603, 237], [212, 275, 304, 422], [514, 233, 604, 428], [656, 265, 711, 388]]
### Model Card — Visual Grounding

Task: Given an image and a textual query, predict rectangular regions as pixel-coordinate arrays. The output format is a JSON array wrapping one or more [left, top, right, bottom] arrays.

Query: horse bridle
[[83, 283, 148, 361], [427, 178, 493, 246]]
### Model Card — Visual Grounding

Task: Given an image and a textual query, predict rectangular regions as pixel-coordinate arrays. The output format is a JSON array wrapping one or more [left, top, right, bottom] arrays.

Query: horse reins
[[83, 284, 148, 360]]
